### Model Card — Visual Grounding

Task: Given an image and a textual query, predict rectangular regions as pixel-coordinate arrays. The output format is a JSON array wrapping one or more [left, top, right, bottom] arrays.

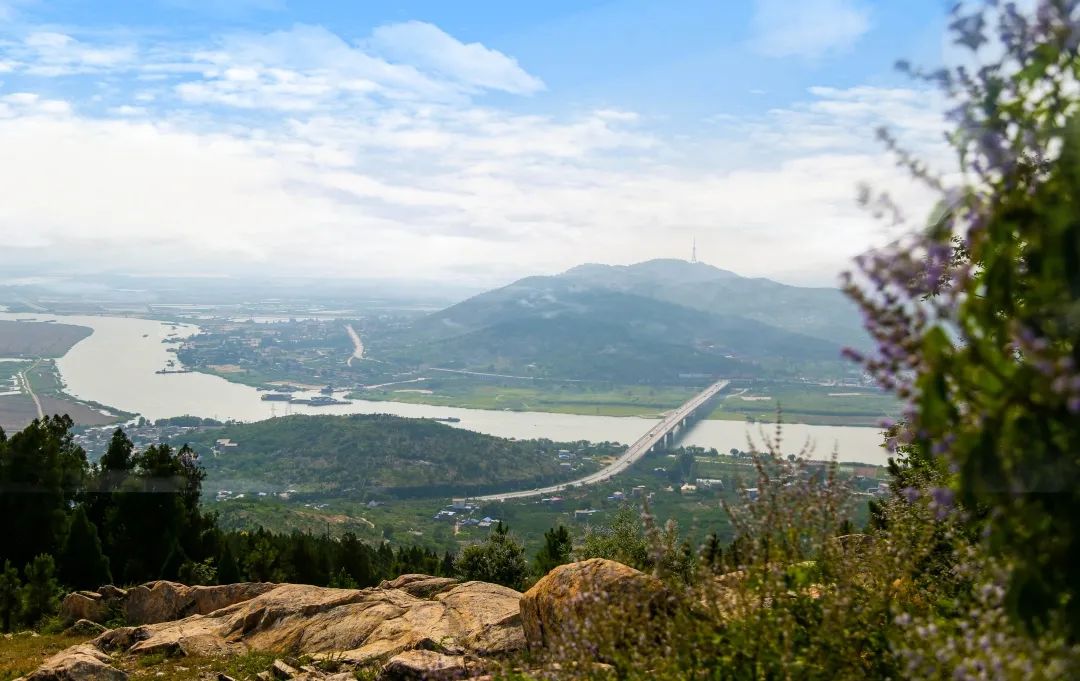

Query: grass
[[0, 632, 93, 681], [0, 633, 279, 681]]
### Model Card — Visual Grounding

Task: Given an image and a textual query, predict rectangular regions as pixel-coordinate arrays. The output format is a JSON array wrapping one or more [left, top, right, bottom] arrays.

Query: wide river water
[[0, 313, 889, 466]]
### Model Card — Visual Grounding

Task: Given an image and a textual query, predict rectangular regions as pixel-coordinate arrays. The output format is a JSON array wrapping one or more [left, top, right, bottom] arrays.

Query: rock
[[519, 559, 670, 657], [216, 675, 238, 681], [64, 620, 108, 637], [97, 586, 127, 601], [59, 593, 108, 625], [379, 650, 477, 680], [23, 643, 125, 681], [122, 581, 277, 625], [271, 659, 301, 680], [378, 575, 459, 599], [28, 579, 524, 680]]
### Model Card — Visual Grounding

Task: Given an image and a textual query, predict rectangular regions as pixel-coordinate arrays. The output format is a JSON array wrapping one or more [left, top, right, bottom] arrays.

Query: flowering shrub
[[842, 0, 1080, 637]]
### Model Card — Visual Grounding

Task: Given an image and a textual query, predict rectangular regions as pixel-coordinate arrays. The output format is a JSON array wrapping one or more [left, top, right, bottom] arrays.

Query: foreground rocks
[[31, 577, 524, 681], [520, 558, 670, 660], [23, 644, 125, 681], [27, 559, 654, 681]]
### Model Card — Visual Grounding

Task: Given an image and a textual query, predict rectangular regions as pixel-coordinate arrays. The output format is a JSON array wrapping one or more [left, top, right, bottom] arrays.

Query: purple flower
[[902, 486, 920, 503]]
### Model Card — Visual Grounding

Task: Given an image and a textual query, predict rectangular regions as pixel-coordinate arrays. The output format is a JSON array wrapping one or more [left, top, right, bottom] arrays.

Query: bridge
[[473, 378, 730, 502]]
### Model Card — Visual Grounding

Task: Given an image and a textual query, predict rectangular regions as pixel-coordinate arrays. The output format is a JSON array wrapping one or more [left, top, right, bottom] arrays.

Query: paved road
[[345, 324, 364, 367], [474, 378, 730, 502], [19, 359, 44, 419]]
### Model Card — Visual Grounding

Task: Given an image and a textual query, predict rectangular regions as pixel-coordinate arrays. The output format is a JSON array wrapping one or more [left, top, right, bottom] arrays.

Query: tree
[[533, 525, 572, 577], [455, 523, 528, 590], [576, 507, 650, 570], [58, 506, 111, 590], [99, 428, 135, 473], [20, 554, 60, 626], [0, 416, 88, 568], [217, 543, 242, 585], [0, 561, 20, 632]]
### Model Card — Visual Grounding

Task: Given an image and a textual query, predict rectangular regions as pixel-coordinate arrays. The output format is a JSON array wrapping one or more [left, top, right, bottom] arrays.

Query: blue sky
[[0, 0, 954, 286]]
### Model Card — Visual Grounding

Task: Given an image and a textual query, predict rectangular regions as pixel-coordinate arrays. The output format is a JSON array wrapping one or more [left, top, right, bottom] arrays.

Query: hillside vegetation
[[373, 263, 854, 383], [183, 414, 607, 498]]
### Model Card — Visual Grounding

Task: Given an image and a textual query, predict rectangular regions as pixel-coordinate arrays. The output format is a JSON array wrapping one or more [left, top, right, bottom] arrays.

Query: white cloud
[[13, 32, 138, 76], [368, 21, 544, 95], [0, 75, 947, 286], [751, 0, 871, 58]]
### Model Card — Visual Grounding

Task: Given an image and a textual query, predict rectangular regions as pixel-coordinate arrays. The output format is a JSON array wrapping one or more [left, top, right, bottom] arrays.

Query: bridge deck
[[474, 378, 730, 502]]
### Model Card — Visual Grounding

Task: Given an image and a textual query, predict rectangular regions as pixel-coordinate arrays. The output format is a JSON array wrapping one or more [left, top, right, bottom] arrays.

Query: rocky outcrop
[[519, 558, 670, 658], [22, 643, 126, 681], [59, 581, 277, 626], [378, 574, 460, 599], [34, 562, 660, 681], [34, 577, 524, 681]]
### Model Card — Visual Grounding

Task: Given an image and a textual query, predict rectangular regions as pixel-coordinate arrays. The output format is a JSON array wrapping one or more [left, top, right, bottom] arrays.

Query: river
[[0, 313, 889, 466]]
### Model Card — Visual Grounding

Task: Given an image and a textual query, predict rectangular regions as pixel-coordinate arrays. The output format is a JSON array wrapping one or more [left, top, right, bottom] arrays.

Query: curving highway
[[474, 378, 730, 502]]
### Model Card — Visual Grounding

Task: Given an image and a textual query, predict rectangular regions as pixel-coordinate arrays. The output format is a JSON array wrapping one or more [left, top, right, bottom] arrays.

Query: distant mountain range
[[376, 259, 867, 383]]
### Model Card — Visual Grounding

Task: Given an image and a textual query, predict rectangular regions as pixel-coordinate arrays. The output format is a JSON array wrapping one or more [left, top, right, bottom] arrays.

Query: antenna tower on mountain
[[691, 236, 697, 263]]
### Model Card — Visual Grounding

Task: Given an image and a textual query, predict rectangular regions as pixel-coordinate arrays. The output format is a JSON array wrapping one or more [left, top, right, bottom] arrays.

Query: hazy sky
[[0, 0, 955, 287]]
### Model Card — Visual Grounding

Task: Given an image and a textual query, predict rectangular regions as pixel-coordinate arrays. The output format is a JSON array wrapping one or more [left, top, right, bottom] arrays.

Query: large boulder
[[123, 581, 277, 625], [22, 644, 126, 681], [59, 593, 109, 626], [519, 559, 670, 657]]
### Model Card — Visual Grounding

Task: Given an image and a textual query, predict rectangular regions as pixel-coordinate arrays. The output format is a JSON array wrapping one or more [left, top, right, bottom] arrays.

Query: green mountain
[[373, 260, 862, 383], [562, 260, 867, 349]]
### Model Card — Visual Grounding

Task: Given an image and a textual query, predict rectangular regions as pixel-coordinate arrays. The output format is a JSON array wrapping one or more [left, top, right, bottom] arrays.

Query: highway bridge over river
[[474, 378, 731, 502]]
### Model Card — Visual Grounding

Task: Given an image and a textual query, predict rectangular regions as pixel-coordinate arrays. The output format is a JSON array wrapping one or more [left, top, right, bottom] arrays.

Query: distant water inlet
[[0, 312, 889, 466]]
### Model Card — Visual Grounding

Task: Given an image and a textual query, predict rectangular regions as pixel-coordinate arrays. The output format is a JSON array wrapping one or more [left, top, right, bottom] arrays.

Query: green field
[[351, 381, 700, 417], [349, 379, 899, 427]]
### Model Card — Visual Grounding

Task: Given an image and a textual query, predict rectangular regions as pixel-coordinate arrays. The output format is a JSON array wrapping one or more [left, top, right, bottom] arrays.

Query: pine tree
[[217, 543, 242, 585], [533, 525, 572, 577], [20, 554, 60, 626], [59, 506, 112, 590], [99, 428, 135, 473], [0, 561, 20, 632]]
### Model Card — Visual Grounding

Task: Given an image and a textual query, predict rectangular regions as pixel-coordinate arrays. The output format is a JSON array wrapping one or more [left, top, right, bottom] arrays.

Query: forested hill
[[372, 259, 861, 383], [183, 414, 607, 499]]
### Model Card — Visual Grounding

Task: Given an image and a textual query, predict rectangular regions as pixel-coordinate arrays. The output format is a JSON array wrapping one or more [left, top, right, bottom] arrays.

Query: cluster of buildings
[[432, 498, 501, 529]]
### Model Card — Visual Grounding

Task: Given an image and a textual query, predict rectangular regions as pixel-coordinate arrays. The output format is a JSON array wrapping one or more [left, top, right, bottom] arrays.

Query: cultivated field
[[0, 320, 92, 357]]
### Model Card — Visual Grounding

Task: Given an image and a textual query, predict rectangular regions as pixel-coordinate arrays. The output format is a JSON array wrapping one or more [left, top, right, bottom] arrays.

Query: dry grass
[[0, 632, 279, 681]]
